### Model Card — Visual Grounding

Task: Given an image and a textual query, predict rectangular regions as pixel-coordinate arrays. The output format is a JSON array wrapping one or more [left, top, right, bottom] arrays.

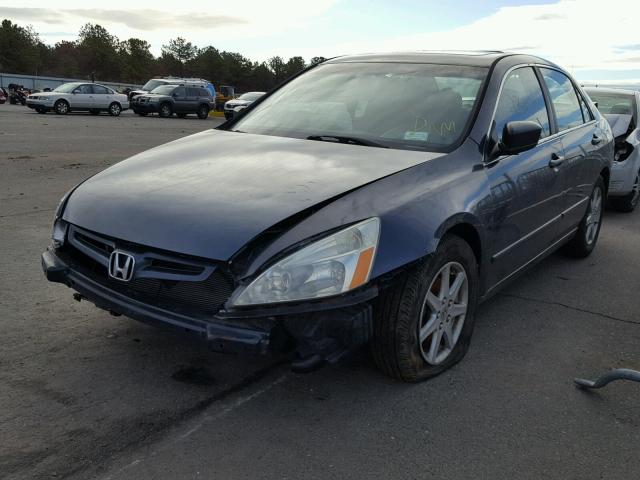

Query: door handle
[[592, 135, 602, 145], [549, 153, 565, 168]]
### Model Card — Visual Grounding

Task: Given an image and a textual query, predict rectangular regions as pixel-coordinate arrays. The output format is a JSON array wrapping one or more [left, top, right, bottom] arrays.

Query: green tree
[[77, 23, 121, 81], [0, 19, 41, 74], [120, 38, 155, 83], [284, 56, 306, 78], [267, 56, 286, 83], [310, 56, 327, 65], [162, 37, 197, 75]]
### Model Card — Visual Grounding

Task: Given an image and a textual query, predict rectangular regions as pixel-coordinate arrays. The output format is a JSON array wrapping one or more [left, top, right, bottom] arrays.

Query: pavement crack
[[499, 293, 640, 326]]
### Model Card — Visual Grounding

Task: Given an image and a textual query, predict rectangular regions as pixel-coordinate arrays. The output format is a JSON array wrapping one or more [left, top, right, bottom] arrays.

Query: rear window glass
[[587, 91, 636, 119]]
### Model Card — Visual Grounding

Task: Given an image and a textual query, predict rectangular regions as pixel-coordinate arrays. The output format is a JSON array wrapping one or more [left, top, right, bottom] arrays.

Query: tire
[[159, 103, 172, 118], [108, 102, 121, 116], [610, 170, 640, 213], [177, 113, 187, 118], [54, 99, 69, 115], [371, 235, 479, 382], [562, 176, 605, 258], [90, 109, 100, 115], [197, 104, 210, 119]]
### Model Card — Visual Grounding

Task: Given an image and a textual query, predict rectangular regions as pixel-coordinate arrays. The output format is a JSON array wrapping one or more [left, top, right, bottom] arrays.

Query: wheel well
[[444, 223, 481, 265], [600, 167, 610, 195]]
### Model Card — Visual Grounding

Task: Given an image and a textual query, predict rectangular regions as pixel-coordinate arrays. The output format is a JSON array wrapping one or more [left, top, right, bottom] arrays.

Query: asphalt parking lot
[[1, 103, 639, 480]]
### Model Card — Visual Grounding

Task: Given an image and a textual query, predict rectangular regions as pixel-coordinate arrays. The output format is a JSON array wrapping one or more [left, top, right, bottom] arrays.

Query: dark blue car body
[[42, 52, 613, 375]]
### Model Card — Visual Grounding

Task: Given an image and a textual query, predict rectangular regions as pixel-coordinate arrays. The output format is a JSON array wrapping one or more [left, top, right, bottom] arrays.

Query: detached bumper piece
[[575, 369, 640, 390], [42, 243, 375, 370]]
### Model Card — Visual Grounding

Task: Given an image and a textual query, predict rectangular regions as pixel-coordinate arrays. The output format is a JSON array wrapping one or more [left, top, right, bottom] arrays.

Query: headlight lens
[[231, 218, 380, 306]]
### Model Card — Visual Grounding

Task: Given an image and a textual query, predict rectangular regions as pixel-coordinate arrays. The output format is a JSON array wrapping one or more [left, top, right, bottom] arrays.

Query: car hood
[[63, 130, 443, 260], [226, 100, 250, 106]]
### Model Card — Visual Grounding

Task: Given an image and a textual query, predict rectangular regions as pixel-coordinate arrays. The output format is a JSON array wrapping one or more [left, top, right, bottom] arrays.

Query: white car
[[224, 91, 265, 119], [586, 87, 640, 212], [26, 82, 130, 116]]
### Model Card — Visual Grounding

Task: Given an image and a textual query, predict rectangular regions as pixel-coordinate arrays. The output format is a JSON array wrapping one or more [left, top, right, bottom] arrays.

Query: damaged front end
[[41, 218, 386, 373]]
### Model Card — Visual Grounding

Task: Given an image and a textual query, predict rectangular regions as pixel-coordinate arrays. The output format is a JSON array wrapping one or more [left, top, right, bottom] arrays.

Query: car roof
[[583, 86, 637, 96], [326, 51, 553, 67]]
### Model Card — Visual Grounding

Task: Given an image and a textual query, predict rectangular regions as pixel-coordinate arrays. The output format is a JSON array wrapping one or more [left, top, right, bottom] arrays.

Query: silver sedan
[[26, 82, 130, 116]]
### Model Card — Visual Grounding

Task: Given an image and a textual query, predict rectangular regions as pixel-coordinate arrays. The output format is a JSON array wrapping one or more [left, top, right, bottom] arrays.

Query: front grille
[[60, 225, 234, 317]]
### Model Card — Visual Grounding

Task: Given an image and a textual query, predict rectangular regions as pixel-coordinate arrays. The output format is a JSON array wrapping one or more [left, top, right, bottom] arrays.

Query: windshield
[[142, 79, 167, 91], [239, 92, 263, 101], [53, 83, 82, 93], [232, 63, 487, 151], [587, 91, 636, 120], [150, 85, 176, 95]]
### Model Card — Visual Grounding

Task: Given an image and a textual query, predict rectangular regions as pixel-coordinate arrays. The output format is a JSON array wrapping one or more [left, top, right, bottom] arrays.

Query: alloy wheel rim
[[418, 261, 469, 365], [631, 174, 640, 207], [585, 186, 602, 245], [111, 104, 120, 115], [58, 102, 67, 113]]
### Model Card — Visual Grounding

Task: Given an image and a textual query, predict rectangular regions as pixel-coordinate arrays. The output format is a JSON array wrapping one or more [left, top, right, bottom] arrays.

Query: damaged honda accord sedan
[[42, 52, 613, 382]]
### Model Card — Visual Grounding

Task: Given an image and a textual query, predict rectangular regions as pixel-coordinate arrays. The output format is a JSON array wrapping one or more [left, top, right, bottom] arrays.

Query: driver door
[[71, 84, 93, 109], [484, 67, 568, 289]]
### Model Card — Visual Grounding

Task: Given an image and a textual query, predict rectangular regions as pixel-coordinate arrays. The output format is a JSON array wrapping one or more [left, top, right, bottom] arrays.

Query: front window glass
[[74, 84, 92, 94], [541, 68, 584, 131], [232, 63, 488, 152], [494, 67, 550, 141], [587, 91, 635, 120], [142, 79, 167, 91], [53, 83, 82, 93]]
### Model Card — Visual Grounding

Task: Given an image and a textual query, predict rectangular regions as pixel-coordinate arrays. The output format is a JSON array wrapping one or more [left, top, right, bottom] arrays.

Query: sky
[[1, 0, 640, 81]]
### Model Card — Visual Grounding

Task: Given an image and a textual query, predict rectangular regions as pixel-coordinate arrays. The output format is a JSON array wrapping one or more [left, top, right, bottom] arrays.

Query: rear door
[[185, 88, 201, 112], [90, 84, 111, 109], [484, 66, 567, 288], [539, 68, 601, 234]]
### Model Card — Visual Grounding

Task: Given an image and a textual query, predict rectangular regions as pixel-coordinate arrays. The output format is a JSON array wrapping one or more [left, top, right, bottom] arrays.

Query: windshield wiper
[[306, 135, 389, 149]]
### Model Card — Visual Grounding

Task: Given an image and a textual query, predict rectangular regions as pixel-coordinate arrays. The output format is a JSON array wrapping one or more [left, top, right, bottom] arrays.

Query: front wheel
[[54, 99, 69, 115], [610, 170, 639, 213], [108, 102, 121, 116], [159, 103, 172, 118], [371, 235, 479, 382], [563, 176, 605, 258]]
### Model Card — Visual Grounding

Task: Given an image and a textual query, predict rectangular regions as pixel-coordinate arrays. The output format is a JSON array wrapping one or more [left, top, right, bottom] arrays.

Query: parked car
[[224, 91, 265, 119], [129, 77, 216, 104], [42, 52, 613, 382], [131, 85, 214, 119], [26, 82, 129, 116], [585, 87, 640, 212], [0, 88, 6, 104]]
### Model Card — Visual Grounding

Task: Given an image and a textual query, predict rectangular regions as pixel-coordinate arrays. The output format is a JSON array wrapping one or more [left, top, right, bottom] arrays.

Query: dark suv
[[43, 52, 613, 382], [132, 85, 213, 119]]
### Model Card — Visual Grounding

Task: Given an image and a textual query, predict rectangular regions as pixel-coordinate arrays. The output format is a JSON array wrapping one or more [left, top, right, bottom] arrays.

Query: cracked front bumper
[[42, 248, 376, 362]]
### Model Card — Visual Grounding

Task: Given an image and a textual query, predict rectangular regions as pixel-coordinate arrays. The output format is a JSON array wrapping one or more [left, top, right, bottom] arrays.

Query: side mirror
[[499, 121, 542, 156]]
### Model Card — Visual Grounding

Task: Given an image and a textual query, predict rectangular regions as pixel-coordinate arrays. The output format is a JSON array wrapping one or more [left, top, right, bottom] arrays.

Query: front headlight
[[231, 218, 380, 306]]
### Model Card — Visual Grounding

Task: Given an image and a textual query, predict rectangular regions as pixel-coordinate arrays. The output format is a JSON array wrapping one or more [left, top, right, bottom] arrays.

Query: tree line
[[0, 20, 327, 91]]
